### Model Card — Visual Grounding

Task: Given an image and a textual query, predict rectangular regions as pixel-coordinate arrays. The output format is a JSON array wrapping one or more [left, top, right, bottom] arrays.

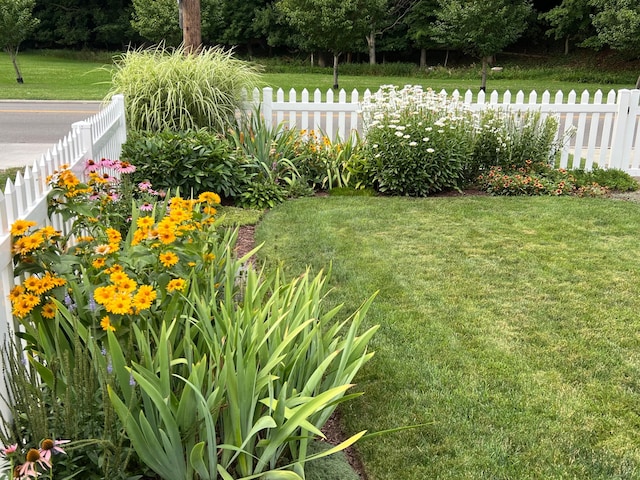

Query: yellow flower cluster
[[94, 271, 157, 321], [9, 273, 66, 319], [10, 221, 66, 318], [47, 165, 92, 198]]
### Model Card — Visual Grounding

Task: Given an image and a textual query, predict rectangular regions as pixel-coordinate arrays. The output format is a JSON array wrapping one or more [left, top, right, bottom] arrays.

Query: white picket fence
[[0, 94, 126, 420], [256, 86, 640, 175]]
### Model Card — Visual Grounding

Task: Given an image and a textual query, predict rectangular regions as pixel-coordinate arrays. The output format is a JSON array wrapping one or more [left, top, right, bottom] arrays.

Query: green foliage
[[0, 0, 39, 51], [588, 0, 640, 53], [238, 180, 288, 209], [571, 166, 639, 191], [276, 0, 370, 54], [0, 338, 140, 479], [361, 86, 473, 196], [304, 440, 360, 480], [431, 0, 533, 59], [105, 44, 262, 133], [121, 129, 249, 199], [468, 109, 560, 181]]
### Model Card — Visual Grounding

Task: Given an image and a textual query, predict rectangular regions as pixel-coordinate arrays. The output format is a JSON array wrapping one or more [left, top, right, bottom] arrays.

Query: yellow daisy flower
[[159, 252, 179, 268], [166, 278, 186, 293], [100, 315, 116, 332], [10, 219, 37, 236]]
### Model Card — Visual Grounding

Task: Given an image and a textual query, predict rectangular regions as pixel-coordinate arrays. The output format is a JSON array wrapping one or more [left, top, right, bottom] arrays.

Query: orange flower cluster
[[47, 165, 92, 198], [10, 222, 66, 318]]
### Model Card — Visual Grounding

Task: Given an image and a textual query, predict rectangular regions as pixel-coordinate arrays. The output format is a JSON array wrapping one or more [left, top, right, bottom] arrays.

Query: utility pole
[[177, 0, 202, 53]]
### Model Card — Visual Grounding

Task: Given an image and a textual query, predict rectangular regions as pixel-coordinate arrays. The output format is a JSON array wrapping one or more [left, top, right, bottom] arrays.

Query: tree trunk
[[366, 32, 376, 65], [444, 49, 449, 67], [5, 47, 24, 83], [420, 48, 427, 68], [480, 56, 489, 92], [181, 0, 202, 53], [318, 52, 326, 67], [636, 73, 640, 89], [333, 53, 340, 90], [564, 36, 570, 55]]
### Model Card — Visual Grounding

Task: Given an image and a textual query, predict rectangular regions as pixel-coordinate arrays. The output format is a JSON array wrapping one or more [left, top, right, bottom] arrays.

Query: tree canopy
[[431, 0, 533, 89], [0, 0, 40, 82]]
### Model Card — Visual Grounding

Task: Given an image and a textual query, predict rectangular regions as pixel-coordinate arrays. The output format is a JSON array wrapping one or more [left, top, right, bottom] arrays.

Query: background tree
[[404, 0, 442, 67], [588, 0, 640, 88], [32, 0, 134, 49], [364, 0, 417, 65], [211, 0, 272, 57], [539, 0, 595, 55], [277, 0, 370, 89], [179, 0, 202, 51], [131, 0, 182, 45], [0, 0, 39, 83], [431, 0, 533, 91]]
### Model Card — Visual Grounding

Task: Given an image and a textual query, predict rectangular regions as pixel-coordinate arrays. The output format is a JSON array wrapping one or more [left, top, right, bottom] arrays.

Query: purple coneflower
[[116, 161, 136, 174], [139, 202, 153, 212], [138, 181, 152, 191], [19, 448, 51, 477], [1, 444, 17, 456], [39, 439, 69, 463]]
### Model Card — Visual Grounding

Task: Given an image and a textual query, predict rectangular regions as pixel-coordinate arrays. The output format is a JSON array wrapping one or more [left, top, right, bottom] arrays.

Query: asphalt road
[[0, 100, 101, 168]]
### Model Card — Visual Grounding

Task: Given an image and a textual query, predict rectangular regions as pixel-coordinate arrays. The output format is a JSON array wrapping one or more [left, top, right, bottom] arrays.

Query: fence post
[[609, 89, 635, 170], [72, 120, 94, 162], [262, 87, 273, 130]]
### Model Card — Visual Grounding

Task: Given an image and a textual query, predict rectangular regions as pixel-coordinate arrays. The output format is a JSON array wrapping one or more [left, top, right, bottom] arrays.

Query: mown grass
[[1, 50, 636, 101], [255, 195, 640, 479]]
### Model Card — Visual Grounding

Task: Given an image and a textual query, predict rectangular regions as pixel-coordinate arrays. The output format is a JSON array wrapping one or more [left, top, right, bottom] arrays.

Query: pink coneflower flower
[[1, 443, 17, 455], [39, 439, 69, 462], [107, 192, 119, 202], [116, 161, 136, 174], [100, 158, 116, 168], [139, 202, 153, 211], [19, 448, 51, 477], [85, 159, 100, 172], [138, 181, 152, 191]]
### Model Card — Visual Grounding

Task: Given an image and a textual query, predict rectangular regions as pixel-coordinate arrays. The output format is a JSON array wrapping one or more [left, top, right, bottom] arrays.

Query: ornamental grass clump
[[361, 85, 474, 196], [105, 44, 261, 133]]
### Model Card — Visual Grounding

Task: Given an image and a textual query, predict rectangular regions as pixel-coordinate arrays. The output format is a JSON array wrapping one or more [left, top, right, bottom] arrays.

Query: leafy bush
[[468, 109, 560, 181], [571, 167, 639, 192], [238, 179, 288, 209], [361, 85, 473, 196], [105, 44, 261, 133], [121, 129, 249, 199]]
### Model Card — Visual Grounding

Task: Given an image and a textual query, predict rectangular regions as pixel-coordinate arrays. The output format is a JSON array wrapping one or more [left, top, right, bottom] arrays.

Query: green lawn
[[255, 195, 640, 479]]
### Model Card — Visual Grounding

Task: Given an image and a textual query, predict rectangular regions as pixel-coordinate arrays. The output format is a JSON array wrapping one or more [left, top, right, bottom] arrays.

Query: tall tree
[[364, 0, 409, 65], [277, 0, 369, 89], [404, 0, 442, 67], [180, 0, 202, 51], [0, 0, 39, 83], [588, 0, 640, 88], [539, 0, 595, 54], [431, 0, 533, 91], [212, 0, 272, 56]]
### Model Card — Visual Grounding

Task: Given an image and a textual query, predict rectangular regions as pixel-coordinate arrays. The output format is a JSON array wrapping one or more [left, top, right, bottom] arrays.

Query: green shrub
[[121, 129, 248, 199], [467, 109, 560, 181], [361, 86, 473, 196], [571, 167, 639, 192], [238, 180, 287, 209], [105, 44, 261, 133]]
